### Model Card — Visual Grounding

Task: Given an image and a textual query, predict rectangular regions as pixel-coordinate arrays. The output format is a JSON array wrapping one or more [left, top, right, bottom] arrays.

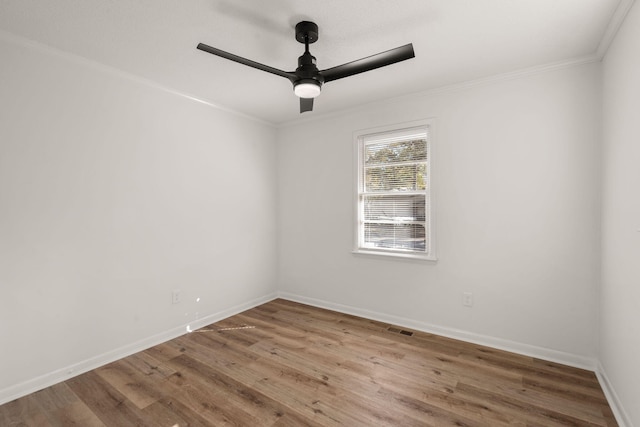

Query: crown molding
[[597, 0, 636, 58], [278, 54, 600, 128], [0, 29, 274, 128]]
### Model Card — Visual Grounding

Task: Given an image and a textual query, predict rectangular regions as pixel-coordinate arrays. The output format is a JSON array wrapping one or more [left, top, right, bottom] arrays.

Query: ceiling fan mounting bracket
[[295, 21, 319, 44]]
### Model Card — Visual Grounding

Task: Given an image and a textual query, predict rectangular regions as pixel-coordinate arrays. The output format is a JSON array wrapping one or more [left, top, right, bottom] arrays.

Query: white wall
[[277, 63, 602, 364], [600, 1, 640, 425], [0, 36, 278, 399]]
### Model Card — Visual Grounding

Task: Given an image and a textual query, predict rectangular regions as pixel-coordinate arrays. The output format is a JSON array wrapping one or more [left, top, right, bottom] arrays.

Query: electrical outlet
[[463, 292, 473, 307], [172, 289, 181, 305]]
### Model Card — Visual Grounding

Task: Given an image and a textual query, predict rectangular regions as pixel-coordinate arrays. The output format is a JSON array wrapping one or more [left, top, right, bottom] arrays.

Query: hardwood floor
[[0, 299, 618, 426]]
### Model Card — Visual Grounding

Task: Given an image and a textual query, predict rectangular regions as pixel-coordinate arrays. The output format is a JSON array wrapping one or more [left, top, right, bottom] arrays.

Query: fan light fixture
[[294, 80, 321, 98]]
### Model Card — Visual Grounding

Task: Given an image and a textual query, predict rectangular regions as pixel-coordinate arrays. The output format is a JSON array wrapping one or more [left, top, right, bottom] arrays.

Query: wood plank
[[166, 353, 292, 426], [141, 397, 212, 427], [0, 395, 45, 426], [48, 401, 106, 427], [95, 359, 164, 410], [454, 381, 605, 427], [65, 371, 151, 425]]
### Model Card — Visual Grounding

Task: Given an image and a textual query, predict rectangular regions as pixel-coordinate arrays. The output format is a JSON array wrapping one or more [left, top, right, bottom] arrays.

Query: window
[[354, 121, 434, 260]]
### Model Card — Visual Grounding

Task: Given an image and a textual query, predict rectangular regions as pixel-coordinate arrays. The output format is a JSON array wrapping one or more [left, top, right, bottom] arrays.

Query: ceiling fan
[[197, 21, 415, 113]]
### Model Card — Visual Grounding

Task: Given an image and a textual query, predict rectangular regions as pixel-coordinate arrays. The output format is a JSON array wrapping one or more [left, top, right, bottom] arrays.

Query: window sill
[[352, 249, 437, 262]]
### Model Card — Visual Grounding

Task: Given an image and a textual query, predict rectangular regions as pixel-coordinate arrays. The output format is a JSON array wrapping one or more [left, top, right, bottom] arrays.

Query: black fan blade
[[197, 43, 295, 81], [321, 44, 415, 83], [300, 97, 314, 113]]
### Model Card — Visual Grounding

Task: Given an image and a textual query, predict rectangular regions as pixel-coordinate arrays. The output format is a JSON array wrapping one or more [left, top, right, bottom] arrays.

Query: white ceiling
[[0, 0, 625, 125]]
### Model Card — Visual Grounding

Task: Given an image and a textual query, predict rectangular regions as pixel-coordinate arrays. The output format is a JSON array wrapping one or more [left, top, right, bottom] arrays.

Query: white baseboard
[[596, 362, 632, 427], [0, 292, 278, 406], [277, 292, 597, 371]]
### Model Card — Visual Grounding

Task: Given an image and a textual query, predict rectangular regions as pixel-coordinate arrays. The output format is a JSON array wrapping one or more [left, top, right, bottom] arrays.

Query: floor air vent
[[387, 327, 413, 336]]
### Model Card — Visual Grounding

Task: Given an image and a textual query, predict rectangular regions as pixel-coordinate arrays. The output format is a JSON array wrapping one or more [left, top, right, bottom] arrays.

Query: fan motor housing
[[296, 52, 324, 85]]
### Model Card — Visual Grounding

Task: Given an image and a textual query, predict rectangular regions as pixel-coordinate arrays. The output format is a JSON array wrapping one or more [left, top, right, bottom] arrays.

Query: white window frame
[[353, 119, 436, 261]]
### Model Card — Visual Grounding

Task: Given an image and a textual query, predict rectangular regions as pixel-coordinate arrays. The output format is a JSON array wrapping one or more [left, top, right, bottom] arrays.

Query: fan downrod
[[295, 21, 318, 44]]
